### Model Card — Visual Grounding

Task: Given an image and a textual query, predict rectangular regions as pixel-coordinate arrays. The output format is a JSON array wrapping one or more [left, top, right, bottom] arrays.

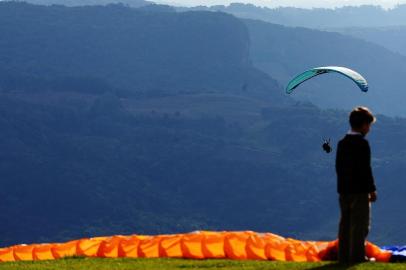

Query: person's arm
[[336, 140, 347, 194], [336, 141, 343, 175], [335, 144, 340, 174], [369, 191, 377, 202], [362, 140, 377, 201]]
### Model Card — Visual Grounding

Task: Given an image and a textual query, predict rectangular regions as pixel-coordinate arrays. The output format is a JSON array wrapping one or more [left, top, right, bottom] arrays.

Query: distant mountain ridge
[[13, 0, 406, 28], [180, 3, 406, 28], [245, 19, 406, 116], [0, 2, 283, 102], [331, 26, 406, 57], [11, 0, 153, 7]]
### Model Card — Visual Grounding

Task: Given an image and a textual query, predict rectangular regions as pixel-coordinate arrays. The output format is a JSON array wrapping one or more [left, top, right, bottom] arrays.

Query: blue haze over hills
[[181, 3, 406, 28], [0, 1, 406, 248], [15, 0, 406, 114], [179, 3, 406, 116]]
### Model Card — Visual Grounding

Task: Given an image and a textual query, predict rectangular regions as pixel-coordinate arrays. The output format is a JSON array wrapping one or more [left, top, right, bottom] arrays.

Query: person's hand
[[369, 191, 377, 203]]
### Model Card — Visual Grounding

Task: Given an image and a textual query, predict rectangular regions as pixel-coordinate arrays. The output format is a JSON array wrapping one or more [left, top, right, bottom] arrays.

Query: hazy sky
[[155, 0, 406, 8]]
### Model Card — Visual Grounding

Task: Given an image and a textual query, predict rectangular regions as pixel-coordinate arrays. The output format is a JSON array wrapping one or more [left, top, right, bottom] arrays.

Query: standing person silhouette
[[336, 106, 377, 264]]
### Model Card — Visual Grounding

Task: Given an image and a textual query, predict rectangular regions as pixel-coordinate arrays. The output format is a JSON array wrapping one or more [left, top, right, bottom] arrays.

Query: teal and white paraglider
[[286, 66, 368, 94], [286, 66, 369, 154]]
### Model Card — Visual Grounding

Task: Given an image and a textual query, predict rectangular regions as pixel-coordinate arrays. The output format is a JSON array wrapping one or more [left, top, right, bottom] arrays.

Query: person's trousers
[[338, 193, 371, 263]]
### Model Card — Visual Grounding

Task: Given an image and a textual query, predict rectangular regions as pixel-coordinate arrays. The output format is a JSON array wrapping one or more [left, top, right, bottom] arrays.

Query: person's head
[[349, 106, 376, 136]]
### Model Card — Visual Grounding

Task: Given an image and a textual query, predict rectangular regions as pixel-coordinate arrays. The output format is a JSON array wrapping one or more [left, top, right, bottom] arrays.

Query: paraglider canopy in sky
[[286, 66, 369, 94]]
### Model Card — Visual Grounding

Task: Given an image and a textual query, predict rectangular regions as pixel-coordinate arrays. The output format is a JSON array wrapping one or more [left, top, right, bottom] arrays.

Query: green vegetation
[[246, 19, 406, 116], [1, 2, 406, 250], [0, 258, 405, 270], [184, 3, 406, 28]]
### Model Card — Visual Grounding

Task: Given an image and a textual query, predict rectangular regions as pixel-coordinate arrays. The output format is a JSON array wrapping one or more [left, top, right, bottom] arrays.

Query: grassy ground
[[0, 258, 405, 270]]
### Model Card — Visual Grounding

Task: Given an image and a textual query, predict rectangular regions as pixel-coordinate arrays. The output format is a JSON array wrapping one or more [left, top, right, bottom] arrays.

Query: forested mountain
[[12, 0, 152, 7], [0, 2, 406, 249], [246, 19, 406, 116], [183, 3, 406, 28], [1, 2, 282, 101], [331, 26, 406, 57], [0, 2, 288, 246]]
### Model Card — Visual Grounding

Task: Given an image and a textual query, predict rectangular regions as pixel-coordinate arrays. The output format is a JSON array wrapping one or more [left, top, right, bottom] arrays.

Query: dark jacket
[[336, 134, 376, 194]]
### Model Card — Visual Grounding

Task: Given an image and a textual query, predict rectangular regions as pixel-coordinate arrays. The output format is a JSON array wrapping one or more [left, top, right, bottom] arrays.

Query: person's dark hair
[[349, 106, 376, 129]]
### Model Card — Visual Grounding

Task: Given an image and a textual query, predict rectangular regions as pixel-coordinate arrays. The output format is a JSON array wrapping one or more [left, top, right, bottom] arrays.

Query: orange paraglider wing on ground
[[0, 231, 393, 263]]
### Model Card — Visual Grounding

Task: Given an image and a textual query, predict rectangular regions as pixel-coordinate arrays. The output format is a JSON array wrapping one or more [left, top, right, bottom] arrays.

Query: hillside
[[2, 84, 406, 247], [11, 0, 153, 7], [0, 2, 285, 246], [0, 2, 282, 101], [183, 3, 406, 28], [0, 2, 406, 249], [331, 26, 406, 57], [246, 19, 406, 116]]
